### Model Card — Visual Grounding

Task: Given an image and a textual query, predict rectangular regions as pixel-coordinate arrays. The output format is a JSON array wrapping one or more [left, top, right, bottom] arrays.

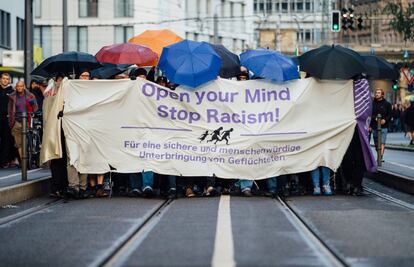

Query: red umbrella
[[95, 43, 158, 66]]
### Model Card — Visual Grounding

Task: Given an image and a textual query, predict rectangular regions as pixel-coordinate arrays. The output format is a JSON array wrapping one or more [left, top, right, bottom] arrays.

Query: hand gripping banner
[[60, 78, 356, 179]]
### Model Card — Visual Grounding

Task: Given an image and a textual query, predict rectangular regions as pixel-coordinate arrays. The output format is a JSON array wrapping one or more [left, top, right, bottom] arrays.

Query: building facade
[[184, 0, 255, 54], [252, 0, 330, 54], [33, 0, 254, 61], [0, 0, 25, 67]]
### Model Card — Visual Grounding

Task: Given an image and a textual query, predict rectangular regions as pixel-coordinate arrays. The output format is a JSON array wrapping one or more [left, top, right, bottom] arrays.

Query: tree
[[383, 1, 414, 45]]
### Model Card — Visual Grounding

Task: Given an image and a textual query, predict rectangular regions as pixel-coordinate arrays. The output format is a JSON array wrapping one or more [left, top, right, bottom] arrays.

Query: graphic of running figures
[[207, 127, 223, 144], [221, 128, 233, 145], [199, 130, 210, 143]]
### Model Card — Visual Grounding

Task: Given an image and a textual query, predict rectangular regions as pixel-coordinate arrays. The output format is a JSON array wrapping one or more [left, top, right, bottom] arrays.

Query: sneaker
[[185, 187, 195, 197], [322, 184, 332, 196], [351, 186, 364, 196], [79, 189, 93, 199], [313, 187, 321, 196], [242, 188, 253, 197], [142, 186, 153, 197], [95, 187, 109, 197], [128, 188, 142, 197], [167, 188, 177, 199]]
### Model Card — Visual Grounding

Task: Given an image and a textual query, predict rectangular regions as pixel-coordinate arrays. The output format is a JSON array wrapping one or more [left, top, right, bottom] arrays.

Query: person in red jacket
[[7, 81, 38, 162]]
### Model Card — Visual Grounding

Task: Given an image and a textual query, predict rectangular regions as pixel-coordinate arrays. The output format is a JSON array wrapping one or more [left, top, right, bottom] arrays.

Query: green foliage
[[383, 1, 414, 43]]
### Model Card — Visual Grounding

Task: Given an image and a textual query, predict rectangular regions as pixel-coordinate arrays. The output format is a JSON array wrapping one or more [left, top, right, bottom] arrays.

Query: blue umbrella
[[240, 49, 299, 81], [157, 40, 222, 88]]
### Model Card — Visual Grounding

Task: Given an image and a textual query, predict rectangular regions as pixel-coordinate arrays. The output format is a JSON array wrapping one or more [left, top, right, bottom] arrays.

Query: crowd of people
[[0, 67, 414, 200]]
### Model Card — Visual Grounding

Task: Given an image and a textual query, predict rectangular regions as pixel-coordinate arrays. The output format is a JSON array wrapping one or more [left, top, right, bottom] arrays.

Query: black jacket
[[0, 85, 13, 118], [404, 105, 414, 128], [370, 98, 392, 129]]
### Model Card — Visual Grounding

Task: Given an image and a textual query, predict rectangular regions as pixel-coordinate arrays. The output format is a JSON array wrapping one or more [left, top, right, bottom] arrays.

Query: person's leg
[[167, 175, 177, 198], [204, 176, 217, 196], [11, 122, 23, 161], [266, 177, 278, 194], [310, 168, 321, 195], [142, 171, 154, 196], [0, 118, 11, 166], [240, 179, 253, 196], [381, 128, 388, 158], [321, 167, 332, 195]]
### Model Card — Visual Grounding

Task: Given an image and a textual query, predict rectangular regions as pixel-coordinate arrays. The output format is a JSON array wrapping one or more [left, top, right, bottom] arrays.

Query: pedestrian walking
[[0, 73, 14, 168], [7, 81, 38, 162], [370, 88, 392, 161], [404, 101, 414, 145]]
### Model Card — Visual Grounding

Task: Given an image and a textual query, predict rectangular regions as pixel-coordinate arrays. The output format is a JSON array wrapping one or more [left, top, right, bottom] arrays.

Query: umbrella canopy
[[240, 49, 299, 81], [128, 29, 183, 65], [363, 55, 400, 80], [157, 40, 222, 88], [90, 63, 131, 79], [209, 44, 240, 78], [31, 51, 101, 77], [96, 43, 157, 66], [299, 45, 366, 80]]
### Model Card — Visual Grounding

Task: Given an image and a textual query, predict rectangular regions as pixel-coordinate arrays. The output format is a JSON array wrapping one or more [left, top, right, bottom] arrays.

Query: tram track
[[95, 198, 174, 267], [276, 196, 348, 267], [0, 198, 64, 226], [363, 186, 414, 211]]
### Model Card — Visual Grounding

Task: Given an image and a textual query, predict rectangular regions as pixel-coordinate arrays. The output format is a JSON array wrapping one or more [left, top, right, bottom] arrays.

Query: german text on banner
[[61, 78, 356, 179]]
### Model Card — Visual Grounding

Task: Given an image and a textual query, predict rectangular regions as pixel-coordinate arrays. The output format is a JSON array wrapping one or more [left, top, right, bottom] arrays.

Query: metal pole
[[376, 114, 382, 167], [63, 0, 68, 52], [24, 0, 33, 86], [213, 13, 218, 44], [21, 112, 28, 181]]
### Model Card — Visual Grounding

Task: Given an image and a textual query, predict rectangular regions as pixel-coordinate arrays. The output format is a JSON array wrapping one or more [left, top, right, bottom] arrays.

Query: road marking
[[0, 168, 42, 181], [211, 195, 235, 267], [385, 161, 414, 171]]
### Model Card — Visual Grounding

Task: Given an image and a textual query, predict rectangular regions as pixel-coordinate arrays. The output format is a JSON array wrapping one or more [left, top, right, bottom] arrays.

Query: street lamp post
[[24, 0, 33, 86], [63, 0, 68, 52]]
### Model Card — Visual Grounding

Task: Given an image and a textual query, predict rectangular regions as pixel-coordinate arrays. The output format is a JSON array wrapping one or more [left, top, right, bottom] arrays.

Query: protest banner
[[59, 78, 355, 179]]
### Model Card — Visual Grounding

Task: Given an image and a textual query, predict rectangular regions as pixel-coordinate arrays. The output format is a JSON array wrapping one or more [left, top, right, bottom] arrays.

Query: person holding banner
[[66, 69, 91, 199], [310, 167, 332, 196]]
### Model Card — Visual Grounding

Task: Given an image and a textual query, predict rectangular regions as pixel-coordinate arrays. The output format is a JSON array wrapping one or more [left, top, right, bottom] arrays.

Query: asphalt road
[[1, 178, 413, 267]]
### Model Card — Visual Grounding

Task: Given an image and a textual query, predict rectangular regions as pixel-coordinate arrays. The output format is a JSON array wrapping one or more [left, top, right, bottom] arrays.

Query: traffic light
[[392, 80, 399, 91], [348, 8, 355, 31], [331, 11, 340, 32]]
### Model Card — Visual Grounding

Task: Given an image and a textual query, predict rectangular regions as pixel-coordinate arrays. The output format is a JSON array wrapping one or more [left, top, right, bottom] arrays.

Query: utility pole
[[213, 13, 218, 44], [24, 0, 33, 85], [63, 0, 68, 52]]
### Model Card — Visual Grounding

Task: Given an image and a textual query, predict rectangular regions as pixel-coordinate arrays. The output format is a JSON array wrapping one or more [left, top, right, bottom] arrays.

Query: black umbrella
[[299, 44, 366, 79], [363, 55, 400, 80], [31, 51, 101, 77], [90, 63, 131, 79], [209, 44, 240, 78]]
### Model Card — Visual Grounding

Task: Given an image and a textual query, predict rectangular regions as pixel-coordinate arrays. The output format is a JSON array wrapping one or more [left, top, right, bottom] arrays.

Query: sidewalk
[[0, 168, 51, 206]]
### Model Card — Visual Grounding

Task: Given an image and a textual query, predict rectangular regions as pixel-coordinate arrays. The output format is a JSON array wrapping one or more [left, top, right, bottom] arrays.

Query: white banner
[[60, 78, 356, 179]]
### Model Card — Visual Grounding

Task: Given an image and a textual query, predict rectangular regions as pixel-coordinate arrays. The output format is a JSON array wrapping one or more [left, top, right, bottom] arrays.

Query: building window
[[69, 26, 88, 52], [281, 1, 288, 13], [305, 0, 311, 11], [16, 17, 24, 50], [259, 1, 265, 11], [266, 0, 272, 13], [297, 0, 303, 12], [34, 0, 41, 18], [79, 0, 98, 18], [34, 26, 52, 59], [114, 0, 133, 17], [0, 10, 11, 48], [114, 26, 133, 43], [230, 2, 234, 17], [254, 0, 258, 12]]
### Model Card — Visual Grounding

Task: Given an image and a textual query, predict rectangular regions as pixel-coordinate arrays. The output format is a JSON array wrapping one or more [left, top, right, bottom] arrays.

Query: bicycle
[[27, 111, 42, 169]]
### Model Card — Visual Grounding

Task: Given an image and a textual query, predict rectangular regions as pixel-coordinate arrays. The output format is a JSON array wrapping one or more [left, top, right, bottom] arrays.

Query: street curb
[[366, 170, 414, 195], [0, 177, 51, 207], [370, 144, 414, 152]]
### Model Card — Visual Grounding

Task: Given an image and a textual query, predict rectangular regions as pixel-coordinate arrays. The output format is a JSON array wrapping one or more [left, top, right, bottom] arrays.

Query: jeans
[[129, 171, 154, 190], [267, 177, 278, 193], [166, 175, 176, 189], [239, 179, 253, 191], [311, 167, 330, 188]]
